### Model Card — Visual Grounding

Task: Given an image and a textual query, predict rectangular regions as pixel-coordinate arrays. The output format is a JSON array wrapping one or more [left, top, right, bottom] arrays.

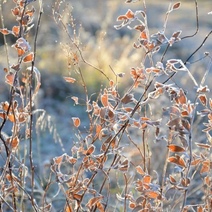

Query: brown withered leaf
[[125, 9, 134, 19], [8, 113, 15, 122], [198, 94, 207, 106], [200, 160, 210, 174], [64, 77, 76, 83], [191, 158, 202, 166], [175, 89, 187, 105], [0, 28, 11, 35], [168, 144, 185, 153], [195, 142, 211, 149], [101, 93, 108, 107], [96, 202, 104, 212], [136, 166, 145, 175], [11, 136, 19, 150], [5, 72, 15, 86], [197, 206, 204, 212], [197, 85, 210, 93], [12, 26, 20, 37], [167, 155, 186, 168], [169, 175, 177, 184], [143, 175, 151, 184], [181, 177, 190, 187], [172, 2, 181, 10], [0, 112, 6, 120], [85, 145, 95, 155], [54, 155, 64, 164], [209, 98, 212, 110], [23, 52, 34, 63], [86, 196, 103, 209], [72, 117, 80, 128], [121, 94, 133, 104], [145, 191, 159, 199]]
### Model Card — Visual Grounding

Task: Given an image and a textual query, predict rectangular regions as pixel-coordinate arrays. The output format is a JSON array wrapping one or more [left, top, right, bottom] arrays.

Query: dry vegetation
[[0, 0, 212, 211]]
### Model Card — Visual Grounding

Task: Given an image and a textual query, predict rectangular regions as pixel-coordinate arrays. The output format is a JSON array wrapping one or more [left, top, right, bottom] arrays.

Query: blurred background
[[0, 0, 212, 163]]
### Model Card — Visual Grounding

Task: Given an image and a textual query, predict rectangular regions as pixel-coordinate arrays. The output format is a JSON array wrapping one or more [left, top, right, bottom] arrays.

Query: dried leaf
[[175, 89, 187, 105], [64, 204, 74, 212], [86, 196, 103, 209], [145, 191, 159, 199], [121, 94, 133, 104], [125, 9, 134, 19], [12, 26, 20, 37], [168, 155, 186, 168], [54, 155, 63, 164], [169, 175, 177, 184], [72, 117, 80, 128], [191, 158, 202, 166], [168, 144, 185, 152], [11, 136, 19, 150], [71, 96, 78, 104], [198, 94, 207, 106], [136, 166, 145, 175], [64, 77, 76, 83], [117, 15, 128, 21], [85, 145, 95, 155], [0, 112, 6, 120], [200, 160, 210, 174], [172, 2, 181, 10], [8, 114, 15, 122], [96, 202, 104, 212], [195, 142, 211, 149], [23, 52, 34, 63], [143, 175, 151, 184], [0, 28, 11, 35], [5, 72, 15, 86], [101, 93, 108, 107]]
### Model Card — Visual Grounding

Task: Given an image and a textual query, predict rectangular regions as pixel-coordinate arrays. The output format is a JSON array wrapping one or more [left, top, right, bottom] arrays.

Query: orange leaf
[[175, 89, 187, 105], [64, 77, 76, 83], [195, 142, 211, 149], [5, 72, 14, 86], [0, 28, 10, 35], [198, 94, 207, 106], [101, 93, 108, 107], [168, 144, 185, 152], [168, 155, 186, 168], [23, 52, 34, 63], [140, 31, 147, 40], [172, 2, 181, 10], [169, 175, 177, 184], [54, 155, 63, 164], [86, 196, 103, 209], [96, 124, 102, 136], [17, 48, 25, 57], [11, 7, 20, 16], [0, 112, 6, 120], [8, 114, 15, 122], [117, 15, 128, 21], [12, 26, 20, 37], [85, 145, 95, 155], [143, 175, 151, 184], [145, 191, 159, 199], [136, 166, 145, 175], [125, 9, 134, 19], [72, 117, 80, 128], [11, 136, 19, 150]]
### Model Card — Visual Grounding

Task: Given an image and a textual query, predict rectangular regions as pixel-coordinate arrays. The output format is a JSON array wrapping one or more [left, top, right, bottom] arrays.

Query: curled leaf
[[64, 77, 76, 83], [23, 52, 34, 63], [72, 117, 80, 128]]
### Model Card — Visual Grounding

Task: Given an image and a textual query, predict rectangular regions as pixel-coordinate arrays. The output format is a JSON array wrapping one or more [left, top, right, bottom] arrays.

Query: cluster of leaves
[[0, 0, 212, 211]]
